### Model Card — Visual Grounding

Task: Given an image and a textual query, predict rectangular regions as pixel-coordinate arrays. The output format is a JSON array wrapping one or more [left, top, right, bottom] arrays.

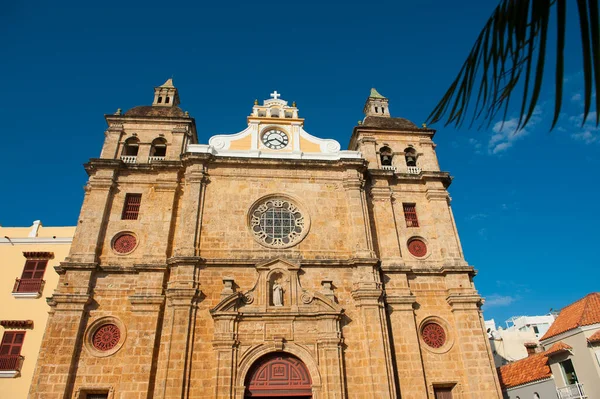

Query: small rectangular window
[[121, 194, 142, 220], [403, 203, 419, 227], [86, 394, 109, 399], [0, 331, 25, 371]]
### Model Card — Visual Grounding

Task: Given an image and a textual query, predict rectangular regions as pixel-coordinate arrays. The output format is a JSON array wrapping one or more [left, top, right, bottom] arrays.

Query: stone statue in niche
[[273, 281, 283, 306]]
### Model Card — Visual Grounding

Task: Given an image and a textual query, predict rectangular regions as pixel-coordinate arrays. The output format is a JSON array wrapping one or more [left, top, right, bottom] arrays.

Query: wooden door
[[434, 387, 453, 399]]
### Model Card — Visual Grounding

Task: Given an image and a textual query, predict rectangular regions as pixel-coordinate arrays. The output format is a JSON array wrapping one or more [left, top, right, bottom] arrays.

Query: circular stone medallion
[[113, 233, 137, 254], [408, 238, 427, 257], [422, 322, 446, 348], [92, 323, 121, 351]]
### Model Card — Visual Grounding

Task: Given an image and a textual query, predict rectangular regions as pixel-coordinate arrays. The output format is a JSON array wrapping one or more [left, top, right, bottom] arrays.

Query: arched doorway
[[244, 352, 312, 398]]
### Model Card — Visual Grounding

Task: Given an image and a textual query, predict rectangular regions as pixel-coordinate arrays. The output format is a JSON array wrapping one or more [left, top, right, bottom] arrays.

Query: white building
[[486, 314, 557, 367]]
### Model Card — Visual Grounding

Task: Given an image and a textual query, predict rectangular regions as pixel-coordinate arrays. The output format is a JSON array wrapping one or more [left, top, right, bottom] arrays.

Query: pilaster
[[386, 295, 428, 398], [342, 169, 375, 259], [351, 261, 397, 399]]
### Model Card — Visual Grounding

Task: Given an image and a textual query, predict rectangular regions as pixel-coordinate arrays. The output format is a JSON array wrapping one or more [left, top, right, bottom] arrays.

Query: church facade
[[30, 80, 502, 399]]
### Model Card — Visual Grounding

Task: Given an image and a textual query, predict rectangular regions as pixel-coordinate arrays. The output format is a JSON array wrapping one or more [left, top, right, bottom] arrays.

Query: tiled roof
[[541, 293, 600, 340], [497, 353, 551, 389], [497, 342, 572, 389], [588, 330, 600, 344], [544, 341, 572, 356]]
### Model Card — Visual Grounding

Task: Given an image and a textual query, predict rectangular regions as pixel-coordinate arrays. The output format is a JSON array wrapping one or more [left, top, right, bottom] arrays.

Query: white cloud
[[484, 294, 518, 308], [487, 107, 542, 154], [467, 213, 488, 221], [571, 93, 582, 103], [566, 111, 599, 144]]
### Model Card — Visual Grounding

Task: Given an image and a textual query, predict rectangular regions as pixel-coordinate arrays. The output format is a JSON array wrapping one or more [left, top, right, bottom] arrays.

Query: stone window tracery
[[249, 198, 309, 249]]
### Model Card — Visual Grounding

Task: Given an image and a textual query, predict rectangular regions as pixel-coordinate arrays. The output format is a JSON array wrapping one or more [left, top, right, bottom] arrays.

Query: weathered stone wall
[[30, 118, 502, 399]]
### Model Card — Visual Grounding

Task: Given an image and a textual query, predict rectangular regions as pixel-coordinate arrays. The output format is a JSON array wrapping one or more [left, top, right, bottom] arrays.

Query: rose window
[[422, 322, 446, 348], [408, 238, 427, 257], [92, 324, 121, 351], [113, 233, 137, 254], [250, 198, 307, 248]]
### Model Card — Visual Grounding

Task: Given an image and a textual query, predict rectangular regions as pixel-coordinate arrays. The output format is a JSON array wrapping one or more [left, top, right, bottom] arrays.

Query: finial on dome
[[292, 101, 296, 107], [254, 99, 259, 105], [422, 123, 427, 128]]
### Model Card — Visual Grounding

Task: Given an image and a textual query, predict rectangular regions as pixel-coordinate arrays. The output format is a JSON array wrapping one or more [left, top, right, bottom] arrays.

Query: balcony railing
[[557, 383, 586, 399], [381, 165, 396, 171], [120, 155, 137, 164], [148, 156, 165, 163], [12, 278, 45, 294], [407, 166, 421, 174], [0, 355, 24, 372]]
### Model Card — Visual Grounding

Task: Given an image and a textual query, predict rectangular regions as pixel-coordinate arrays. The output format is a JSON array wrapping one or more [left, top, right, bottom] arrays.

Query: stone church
[[30, 80, 502, 399]]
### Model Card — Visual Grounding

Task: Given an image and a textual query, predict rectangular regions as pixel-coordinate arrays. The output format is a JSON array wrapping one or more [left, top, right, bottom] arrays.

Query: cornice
[[0, 237, 72, 245]]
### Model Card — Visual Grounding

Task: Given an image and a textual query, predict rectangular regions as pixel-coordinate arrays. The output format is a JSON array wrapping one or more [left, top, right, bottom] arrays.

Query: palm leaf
[[426, 0, 600, 131]]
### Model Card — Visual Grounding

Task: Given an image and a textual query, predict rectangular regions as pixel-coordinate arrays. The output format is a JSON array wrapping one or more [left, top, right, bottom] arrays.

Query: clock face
[[262, 129, 289, 150]]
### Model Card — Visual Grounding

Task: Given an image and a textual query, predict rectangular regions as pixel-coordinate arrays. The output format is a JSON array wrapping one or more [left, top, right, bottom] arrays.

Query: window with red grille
[[13, 259, 47, 293], [0, 331, 25, 371], [403, 203, 419, 227], [121, 194, 142, 220]]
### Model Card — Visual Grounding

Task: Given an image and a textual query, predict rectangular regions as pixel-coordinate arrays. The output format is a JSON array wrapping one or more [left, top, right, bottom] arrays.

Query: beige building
[[0, 221, 75, 398], [497, 293, 600, 399], [30, 81, 502, 399]]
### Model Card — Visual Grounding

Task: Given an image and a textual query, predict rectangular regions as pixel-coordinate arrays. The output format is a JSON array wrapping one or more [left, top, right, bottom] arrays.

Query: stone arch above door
[[244, 352, 312, 397]]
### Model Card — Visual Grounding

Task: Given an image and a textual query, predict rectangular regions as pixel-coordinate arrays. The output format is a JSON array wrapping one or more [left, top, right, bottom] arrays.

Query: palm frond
[[426, 0, 600, 131]]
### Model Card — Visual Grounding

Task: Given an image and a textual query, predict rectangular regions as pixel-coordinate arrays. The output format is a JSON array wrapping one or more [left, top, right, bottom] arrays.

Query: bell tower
[[363, 88, 390, 117], [152, 78, 180, 107]]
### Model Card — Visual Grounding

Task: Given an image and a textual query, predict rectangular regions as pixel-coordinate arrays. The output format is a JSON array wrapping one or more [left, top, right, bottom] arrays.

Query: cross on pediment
[[270, 91, 281, 100]]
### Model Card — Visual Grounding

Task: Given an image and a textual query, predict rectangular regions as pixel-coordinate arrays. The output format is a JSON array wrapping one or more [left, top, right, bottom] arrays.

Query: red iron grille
[[403, 203, 419, 227], [422, 323, 446, 348], [122, 194, 142, 220]]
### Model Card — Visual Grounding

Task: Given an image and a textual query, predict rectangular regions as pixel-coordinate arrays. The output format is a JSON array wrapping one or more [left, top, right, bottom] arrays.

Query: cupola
[[363, 88, 390, 117], [152, 78, 180, 107]]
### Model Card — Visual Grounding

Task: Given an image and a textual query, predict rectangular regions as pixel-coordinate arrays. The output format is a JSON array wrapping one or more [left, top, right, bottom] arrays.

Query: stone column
[[369, 180, 404, 268], [69, 165, 118, 264], [386, 295, 428, 398], [351, 262, 397, 399], [426, 184, 463, 262], [173, 157, 208, 257], [99, 123, 124, 159], [125, 266, 167, 398], [316, 335, 345, 399], [29, 268, 93, 399], [343, 169, 375, 259], [152, 260, 200, 399], [447, 295, 502, 399], [212, 314, 239, 399]]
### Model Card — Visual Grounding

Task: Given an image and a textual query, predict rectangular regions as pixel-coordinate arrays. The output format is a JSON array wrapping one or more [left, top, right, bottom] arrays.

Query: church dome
[[124, 105, 186, 117]]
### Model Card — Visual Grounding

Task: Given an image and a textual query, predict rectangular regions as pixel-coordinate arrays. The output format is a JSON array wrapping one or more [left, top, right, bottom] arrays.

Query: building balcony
[[148, 156, 165, 163], [557, 383, 586, 399], [380, 165, 422, 174], [120, 155, 137, 164], [0, 355, 24, 378], [12, 278, 45, 298]]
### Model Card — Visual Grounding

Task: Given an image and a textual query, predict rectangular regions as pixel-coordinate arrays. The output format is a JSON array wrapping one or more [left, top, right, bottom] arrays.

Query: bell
[[406, 156, 416, 166], [381, 155, 392, 166]]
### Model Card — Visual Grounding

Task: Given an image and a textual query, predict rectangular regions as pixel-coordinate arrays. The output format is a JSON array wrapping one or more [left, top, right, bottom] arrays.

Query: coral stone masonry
[[30, 81, 502, 399]]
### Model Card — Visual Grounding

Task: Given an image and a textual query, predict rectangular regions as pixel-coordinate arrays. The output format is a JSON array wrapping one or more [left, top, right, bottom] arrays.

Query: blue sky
[[1, 0, 598, 325]]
